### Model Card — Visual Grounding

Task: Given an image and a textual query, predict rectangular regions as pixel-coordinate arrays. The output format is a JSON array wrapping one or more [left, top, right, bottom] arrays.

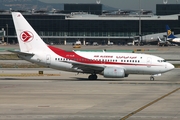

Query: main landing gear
[[150, 76, 155, 81], [88, 74, 97, 80]]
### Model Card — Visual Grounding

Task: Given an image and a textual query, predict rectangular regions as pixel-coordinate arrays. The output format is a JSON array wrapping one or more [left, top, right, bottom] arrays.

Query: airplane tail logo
[[20, 31, 34, 42], [167, 30, 172, 37], [166, 25, 176, 38]]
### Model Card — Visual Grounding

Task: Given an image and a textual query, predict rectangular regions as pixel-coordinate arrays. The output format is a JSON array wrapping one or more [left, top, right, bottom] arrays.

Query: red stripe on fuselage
[[48, 45, 160, 66]]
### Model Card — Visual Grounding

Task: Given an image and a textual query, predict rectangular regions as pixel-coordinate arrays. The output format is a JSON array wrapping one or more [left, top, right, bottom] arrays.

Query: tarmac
[[0, 45, 180, 120], [0, 68, 180, 120]]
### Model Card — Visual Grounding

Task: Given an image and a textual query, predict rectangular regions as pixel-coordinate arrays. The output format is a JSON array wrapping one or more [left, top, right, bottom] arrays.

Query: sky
[[39, 0, 179, 12]]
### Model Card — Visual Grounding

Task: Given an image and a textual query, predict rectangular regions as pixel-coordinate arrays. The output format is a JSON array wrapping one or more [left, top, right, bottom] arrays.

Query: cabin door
[[46, 55, 51, 65], [147, 57, 152, 67]]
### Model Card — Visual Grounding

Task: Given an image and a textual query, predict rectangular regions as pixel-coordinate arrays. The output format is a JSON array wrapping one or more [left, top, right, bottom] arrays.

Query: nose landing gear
[[150, 76, 154, 81], [150, 73, 161, 81]]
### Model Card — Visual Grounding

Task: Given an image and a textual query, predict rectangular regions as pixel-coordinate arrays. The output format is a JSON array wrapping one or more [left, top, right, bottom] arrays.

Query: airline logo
[[20, 31, 34, 42], [167, 30, 172, 37], [17, 14, 21, 17]]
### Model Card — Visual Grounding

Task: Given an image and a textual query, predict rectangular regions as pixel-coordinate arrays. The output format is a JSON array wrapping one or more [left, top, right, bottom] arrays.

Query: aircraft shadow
[[0, 77, 125, 81], [0, 77, 174, 82]]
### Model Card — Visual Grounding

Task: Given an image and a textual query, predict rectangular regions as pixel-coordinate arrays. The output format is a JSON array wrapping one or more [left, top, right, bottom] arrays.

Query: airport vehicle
[[108, 42, 114, 46], [92, 42, 99, 46], [166, 25, 180, 45], [73, 40, 81, 48], [10, 12, 174, 80]]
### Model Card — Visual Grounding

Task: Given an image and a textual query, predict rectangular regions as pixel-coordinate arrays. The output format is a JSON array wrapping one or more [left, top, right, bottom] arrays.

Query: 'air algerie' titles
[[94, 55, 113, 58], [116, 56, 137, 59], [94, 55, 137, 59]]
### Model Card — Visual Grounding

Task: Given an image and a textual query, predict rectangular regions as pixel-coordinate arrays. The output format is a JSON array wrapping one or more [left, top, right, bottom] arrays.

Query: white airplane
[[10, 12, 174, 81], [166, 25, 180, 45]]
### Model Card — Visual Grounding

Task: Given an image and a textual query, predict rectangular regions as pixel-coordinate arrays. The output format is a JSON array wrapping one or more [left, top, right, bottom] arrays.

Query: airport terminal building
[[1, 3, 180, 45]]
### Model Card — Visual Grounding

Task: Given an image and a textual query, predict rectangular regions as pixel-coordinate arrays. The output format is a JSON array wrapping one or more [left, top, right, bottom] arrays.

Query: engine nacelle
[[103, 67, 125, 78]]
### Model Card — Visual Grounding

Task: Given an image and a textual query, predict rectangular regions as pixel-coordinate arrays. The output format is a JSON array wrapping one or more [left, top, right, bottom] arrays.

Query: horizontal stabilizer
[[7, 50, 34, 56]]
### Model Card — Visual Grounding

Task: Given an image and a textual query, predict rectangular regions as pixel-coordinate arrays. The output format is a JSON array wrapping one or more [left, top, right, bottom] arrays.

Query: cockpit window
[[157, 60, 166, 62]]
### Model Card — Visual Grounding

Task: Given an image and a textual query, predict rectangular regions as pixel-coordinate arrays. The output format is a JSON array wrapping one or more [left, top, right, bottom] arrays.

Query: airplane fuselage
[[19, 45, 173, 76], [170, 38, 180, 45]]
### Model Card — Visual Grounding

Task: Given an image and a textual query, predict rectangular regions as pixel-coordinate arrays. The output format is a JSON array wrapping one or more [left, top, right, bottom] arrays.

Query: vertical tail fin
[[166, 25, 177, 39], [12, 12, 48, 53]]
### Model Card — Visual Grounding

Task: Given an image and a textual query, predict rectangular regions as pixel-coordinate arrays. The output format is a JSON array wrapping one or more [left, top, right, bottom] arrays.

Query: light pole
[[6, 24, 8, 44], [139, 0, 141, 45]]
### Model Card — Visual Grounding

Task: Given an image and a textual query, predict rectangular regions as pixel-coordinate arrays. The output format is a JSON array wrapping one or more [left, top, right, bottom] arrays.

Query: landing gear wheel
[[88, 75, 92, 80], [93, 75, 97, 80], [88, 74, 97, 80], [150, 76, 154, 81]]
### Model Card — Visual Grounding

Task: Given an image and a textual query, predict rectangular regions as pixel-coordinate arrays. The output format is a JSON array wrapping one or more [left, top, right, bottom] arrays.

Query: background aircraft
[[166, 25, 180, 45], [10, 12, 174, 81]]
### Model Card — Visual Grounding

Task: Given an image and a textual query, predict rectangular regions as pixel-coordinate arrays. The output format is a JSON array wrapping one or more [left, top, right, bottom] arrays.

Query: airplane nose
[[167, 63, 174, 70]]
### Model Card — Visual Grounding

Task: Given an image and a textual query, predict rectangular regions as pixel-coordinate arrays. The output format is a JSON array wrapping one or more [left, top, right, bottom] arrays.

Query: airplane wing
[[7, 50, 34, 56], [157, 37, 162, 42], [62, 61, 104, 73]]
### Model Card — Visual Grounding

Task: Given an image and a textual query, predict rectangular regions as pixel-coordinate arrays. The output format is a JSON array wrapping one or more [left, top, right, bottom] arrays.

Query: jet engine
[[103, 67, 125, 78]]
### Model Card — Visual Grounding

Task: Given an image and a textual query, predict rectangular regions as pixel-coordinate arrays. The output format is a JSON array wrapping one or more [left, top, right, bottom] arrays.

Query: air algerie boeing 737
[[10, 12, 174, 81]]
